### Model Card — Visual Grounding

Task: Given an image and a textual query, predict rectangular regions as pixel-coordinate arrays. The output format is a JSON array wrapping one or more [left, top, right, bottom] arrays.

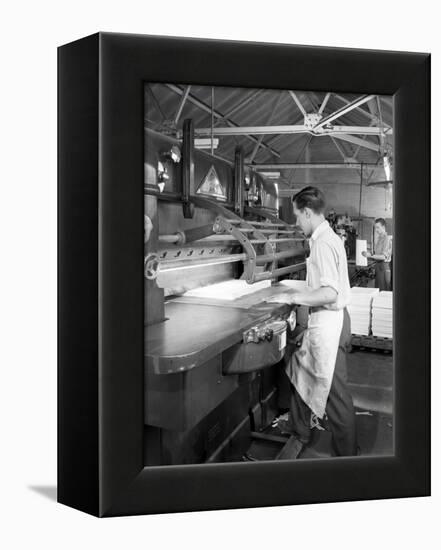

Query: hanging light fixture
[[386, 182, 393, 212], [383, 152, 392, 181], [367, 154, 393, 188]]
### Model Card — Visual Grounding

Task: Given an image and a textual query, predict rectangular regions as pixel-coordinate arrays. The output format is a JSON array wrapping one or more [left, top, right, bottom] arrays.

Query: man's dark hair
[[374, 217, 386, 227], [292, 186, 325, 214]]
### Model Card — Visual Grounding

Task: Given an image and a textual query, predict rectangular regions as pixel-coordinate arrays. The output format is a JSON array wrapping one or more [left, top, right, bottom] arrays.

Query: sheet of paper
[[356, 239, 368, 266], [183, 279, 271, 300], [279, 279, 307, 291]]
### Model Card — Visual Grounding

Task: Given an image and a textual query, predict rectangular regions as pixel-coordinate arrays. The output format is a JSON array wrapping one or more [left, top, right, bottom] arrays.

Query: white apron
[[285, 308, 343, 419]]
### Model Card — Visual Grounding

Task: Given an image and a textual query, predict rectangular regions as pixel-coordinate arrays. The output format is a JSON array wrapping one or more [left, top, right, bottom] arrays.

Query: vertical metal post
[[182, 118, 195, 218], [358, 162, 364, 236], [211, 87, 214, 157], [234, 146, 244, 217], [173, 85, 191, 126]]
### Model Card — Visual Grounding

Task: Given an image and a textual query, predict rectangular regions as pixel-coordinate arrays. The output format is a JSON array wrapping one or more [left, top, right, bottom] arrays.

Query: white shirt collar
[[310, 220, 329, 242]]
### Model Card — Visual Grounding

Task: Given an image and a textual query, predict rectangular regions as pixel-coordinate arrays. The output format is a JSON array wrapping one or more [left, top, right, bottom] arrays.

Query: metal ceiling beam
[[334, 93, 385, 125], [354, 120, 374, 159], [330, 136, 348, 161], [173, 85, 191, 125], [318, 92, 331, 114], [261, 130, 305, 160], [165, 84, 281, 158], [329, 135, 363, 179], [312, 92, 360, 172], [313, 95, 376, 130], [194, 124, 307, 136], [248, 163, 379, 169], [352, 115, 382, 181], [331, 133, 380, 152], [192, 124, 392, 136], [288, 91, 307, 116], [367, 99, 377, 117], [146, 85, 166, 121], [351, 99, 384, 179], [286, 133, 313, 186], [222, 90, 263, 119], [248, 132, 267, 164], [379, 95, 394, 117], [248, 94, 285, 163], [309, 91, 359, 174], [267, 91, 382, 155], [376, 95, 386, 153], [326, 126, 392, 135], [256, 115, 304, 148], [310, 92, 359, 175]]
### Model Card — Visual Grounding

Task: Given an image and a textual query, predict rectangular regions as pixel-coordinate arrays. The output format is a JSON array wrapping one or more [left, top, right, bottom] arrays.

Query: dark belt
[[310, 306, 328, 313]]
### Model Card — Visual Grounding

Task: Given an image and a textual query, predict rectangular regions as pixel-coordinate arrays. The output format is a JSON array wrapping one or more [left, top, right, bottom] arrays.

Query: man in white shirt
[[271, 186, 357, 456]]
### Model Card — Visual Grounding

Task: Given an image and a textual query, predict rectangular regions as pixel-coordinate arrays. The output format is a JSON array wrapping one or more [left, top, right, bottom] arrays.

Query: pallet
[[275, 436, 304, 460], [351, 334, 393, 353], [248, 430, 303, 461]]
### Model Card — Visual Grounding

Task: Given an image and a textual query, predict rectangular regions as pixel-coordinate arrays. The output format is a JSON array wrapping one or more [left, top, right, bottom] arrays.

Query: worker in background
[[362, 217, 392, 290], [270, 186, 357, 456]]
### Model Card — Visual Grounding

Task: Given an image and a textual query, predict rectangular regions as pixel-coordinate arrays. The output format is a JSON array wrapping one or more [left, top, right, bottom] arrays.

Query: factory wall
[[280, 182, 393, 247], [288, 164, 393, 220], [314, 182, 393, 244], [315, 183, 393, 219]]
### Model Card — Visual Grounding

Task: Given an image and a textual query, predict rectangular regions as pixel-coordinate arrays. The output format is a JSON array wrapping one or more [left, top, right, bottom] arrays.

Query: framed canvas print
[[58, 32, 430, 517]]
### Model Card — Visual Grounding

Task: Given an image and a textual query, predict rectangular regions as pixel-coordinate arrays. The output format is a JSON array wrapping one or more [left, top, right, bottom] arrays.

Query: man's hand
[[361, 251, 372, 259], [267, 292, 298, 305]]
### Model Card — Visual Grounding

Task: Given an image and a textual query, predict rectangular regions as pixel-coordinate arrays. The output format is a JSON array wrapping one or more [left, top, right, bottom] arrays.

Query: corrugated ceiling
[[145, 83, 393, 188]]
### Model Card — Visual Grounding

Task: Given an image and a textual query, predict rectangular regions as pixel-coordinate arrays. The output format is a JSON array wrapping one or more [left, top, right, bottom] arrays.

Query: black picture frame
[[58, 32, 430, 517]]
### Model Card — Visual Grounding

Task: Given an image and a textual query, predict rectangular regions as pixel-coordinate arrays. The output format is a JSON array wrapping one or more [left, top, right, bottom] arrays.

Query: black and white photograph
[[1, 0, 438, 540], [144, 83, 394, 465]]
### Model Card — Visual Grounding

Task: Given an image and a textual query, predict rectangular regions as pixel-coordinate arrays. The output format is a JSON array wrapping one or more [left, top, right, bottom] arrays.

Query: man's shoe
[[272, 413, 310, 444]]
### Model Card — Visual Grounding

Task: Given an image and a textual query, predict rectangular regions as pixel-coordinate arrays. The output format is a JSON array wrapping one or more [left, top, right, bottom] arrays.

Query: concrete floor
[[301, 349, 393, 458], [347, 349, 393, 414], [245, 349, 394, 460]]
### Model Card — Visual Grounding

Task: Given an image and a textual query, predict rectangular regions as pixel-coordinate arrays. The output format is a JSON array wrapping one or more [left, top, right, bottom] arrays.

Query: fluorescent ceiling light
[[383, 154, 391, 181], [260, 171, 281, 178], [195, 138, 219, 149]]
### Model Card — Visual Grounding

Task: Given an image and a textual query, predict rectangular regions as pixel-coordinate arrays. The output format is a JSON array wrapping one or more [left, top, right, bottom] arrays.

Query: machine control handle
[[243, 321, 285, 344], [144, 254, 160, 280]]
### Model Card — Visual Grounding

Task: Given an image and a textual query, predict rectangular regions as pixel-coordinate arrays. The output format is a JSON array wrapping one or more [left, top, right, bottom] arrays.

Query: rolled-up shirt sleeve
[[314, 241, 340, 294]]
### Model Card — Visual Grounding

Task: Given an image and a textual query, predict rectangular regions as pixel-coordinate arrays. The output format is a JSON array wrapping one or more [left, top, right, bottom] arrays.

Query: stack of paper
[[348, 287, 380, 335], [183, 279, 271, 300], [371, 291, 393, 338], [355, 239, 368, 267]]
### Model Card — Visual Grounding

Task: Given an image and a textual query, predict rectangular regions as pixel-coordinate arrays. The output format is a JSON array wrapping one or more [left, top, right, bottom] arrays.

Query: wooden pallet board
[[351, 334, 393, 352], [275, 436, 304, 460]]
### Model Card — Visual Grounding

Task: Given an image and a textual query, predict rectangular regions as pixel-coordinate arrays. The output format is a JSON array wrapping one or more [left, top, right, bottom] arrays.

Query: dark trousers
[[375, 261, 391, 291], [289, 308, 357, 456]]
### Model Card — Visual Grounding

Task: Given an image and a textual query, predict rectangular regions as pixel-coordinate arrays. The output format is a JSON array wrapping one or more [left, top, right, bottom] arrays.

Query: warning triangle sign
[[196, 165, 226, 199]]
